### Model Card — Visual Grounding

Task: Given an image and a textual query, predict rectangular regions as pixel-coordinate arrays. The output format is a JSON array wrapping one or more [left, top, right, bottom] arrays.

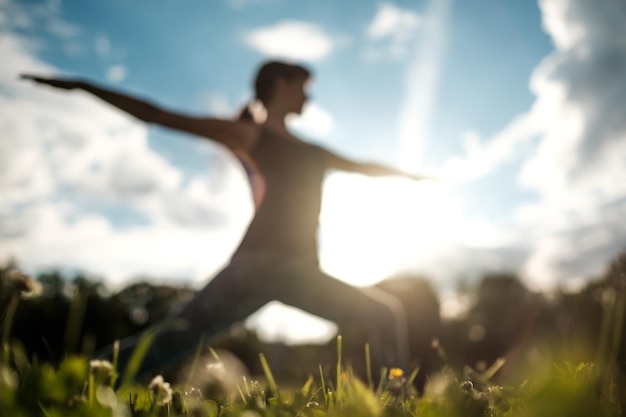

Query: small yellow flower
[[387, 368, 406, 397], [389, 368, 404, 380]]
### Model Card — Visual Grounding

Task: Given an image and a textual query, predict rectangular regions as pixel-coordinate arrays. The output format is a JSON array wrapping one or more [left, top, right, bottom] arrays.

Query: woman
[[22, 61, 424, 375]]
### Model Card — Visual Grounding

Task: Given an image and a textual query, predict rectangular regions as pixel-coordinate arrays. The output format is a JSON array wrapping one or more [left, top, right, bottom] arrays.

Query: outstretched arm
[[326, 150, 432, 181], [20, 75, 257, 151]]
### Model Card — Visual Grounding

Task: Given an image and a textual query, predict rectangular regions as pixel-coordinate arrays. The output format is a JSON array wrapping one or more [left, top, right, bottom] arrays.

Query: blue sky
[[2, 0, 626, 342]]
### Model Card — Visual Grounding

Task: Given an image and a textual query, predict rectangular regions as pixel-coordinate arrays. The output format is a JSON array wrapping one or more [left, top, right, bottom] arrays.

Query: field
[[0, 333, 624, 417], [2, 254, 626, 417]]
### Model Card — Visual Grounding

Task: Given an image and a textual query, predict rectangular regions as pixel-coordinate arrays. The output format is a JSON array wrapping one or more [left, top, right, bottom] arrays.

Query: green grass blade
[[301, 374, 314, 397], [365, 342, 373, 390], [336, 335, 342, 400], [595, 290, 615, 368], [243, 375, 252, 398], [120, 331, 157, 387], [607, 289, 626, 372], [405, 366, 420, 387], [183, 334, 206, 391], [236, 383, 247, 403], [64, 286, 87, 354], [209, 346, 223, 364], [1, 294, 19, 363], [482, 357, 506, 382], [259, 353, 280, 400], [376, 367, 388, 398], [319, 364, 328, 405], [109, 340, 119, 388]]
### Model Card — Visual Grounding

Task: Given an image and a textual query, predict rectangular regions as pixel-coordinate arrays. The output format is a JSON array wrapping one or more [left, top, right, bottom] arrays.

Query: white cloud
[[540, 0, 586, 51], [46, 16, 81, 39], [441, 111, 541, 183], [2, 201, 244, 287], [515, 0, 626, 289], [364, 3, 421, 60], [1, 30, 254, 285], [226, 0, 265, 10], [2, 83, 250, 230], [200, 92, 235, 117], [367, 3, 420, 41], [287, 102, 335, 139], [435, 0, 626, 290], [95, 34, 111, 57], [1, 0, 35, 30], [0, 33, 54, 83], [0, 0, 82, 54], [0, 0, 80, 38], [244, 20, 335, 62], [94, 33, 126, 61], [106, 65, 126, 82]]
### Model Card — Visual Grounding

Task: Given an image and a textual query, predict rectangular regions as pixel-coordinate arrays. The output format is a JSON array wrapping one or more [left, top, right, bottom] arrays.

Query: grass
[[0, 333, 623, 417], [1, 270, 625, 416]]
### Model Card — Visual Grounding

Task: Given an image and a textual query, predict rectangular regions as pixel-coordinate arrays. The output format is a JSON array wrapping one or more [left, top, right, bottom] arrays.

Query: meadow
[[0, 335, 622, 417], [1, 252, 625, 416]]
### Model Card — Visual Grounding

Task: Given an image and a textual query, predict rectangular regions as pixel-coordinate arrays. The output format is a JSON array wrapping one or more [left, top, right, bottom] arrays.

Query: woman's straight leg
[[269, 257, 410, 370]]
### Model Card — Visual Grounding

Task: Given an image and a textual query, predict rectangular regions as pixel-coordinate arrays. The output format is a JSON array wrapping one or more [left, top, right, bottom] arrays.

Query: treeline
[[1, 251, 625, 389]]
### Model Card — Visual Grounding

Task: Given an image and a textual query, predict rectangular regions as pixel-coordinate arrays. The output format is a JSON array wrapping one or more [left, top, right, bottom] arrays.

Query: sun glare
[[318, 173, 463, 287]]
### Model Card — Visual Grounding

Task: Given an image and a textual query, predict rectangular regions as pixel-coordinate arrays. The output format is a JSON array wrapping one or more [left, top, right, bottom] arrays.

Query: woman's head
[[254, 61, 311, 104], [239, 61, 312, 121]]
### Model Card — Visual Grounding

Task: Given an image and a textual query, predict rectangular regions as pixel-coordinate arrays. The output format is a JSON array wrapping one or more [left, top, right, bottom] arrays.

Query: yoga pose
[[23, 61, 426, 375]]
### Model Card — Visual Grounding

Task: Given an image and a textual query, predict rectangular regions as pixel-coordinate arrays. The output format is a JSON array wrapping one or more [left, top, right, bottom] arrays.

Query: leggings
[[112, 251, 410, 377]]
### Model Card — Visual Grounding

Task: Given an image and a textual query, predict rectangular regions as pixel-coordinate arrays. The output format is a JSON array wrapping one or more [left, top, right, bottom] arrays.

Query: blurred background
[[1, 0, 625, 378]]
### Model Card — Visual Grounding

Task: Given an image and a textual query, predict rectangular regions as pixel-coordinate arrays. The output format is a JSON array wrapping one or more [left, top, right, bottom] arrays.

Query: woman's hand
[[20, 74, 83, 90], [406, 173, 439, 182]]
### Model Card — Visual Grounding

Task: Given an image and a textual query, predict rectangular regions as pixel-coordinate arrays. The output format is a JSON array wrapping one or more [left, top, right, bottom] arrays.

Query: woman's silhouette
[[22, 61, 426, 375]]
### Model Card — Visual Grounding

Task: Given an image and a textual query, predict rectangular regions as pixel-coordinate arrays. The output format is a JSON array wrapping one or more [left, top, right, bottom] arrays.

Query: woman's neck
[[264, 111, 296, 140]]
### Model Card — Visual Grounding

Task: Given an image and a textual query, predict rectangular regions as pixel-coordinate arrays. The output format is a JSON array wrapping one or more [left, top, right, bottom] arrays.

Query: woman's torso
[[235, 127, 328, 260]]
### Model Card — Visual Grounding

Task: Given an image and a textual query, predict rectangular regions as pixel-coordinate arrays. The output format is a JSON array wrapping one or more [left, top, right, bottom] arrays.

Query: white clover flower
[[149, 375, 173, 405], [7, 270, 41, 298], [89, 359, 114, 383], [185, 387, 203, 403]]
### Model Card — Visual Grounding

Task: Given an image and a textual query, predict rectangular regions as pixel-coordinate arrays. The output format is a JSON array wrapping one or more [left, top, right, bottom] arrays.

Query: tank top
[[235, 128, 329, 260]]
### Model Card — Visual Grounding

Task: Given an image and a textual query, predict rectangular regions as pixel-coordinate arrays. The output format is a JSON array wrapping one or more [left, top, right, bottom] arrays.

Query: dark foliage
[[1, 249, 626, 387]]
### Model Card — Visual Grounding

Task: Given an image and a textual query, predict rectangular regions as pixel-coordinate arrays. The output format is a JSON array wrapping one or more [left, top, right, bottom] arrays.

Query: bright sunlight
[[318, 172, 464, 287], [246, 173, 467, 345]]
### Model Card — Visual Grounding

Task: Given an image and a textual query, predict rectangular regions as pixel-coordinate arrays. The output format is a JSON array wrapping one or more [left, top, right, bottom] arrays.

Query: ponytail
[[237, 100, 267, 123], [238, 103, 254, 122]]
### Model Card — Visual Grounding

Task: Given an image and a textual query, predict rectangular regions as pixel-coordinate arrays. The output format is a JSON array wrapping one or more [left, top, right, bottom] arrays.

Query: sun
[[318, 172, 462, 287], [244, 171, 467, 345]]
